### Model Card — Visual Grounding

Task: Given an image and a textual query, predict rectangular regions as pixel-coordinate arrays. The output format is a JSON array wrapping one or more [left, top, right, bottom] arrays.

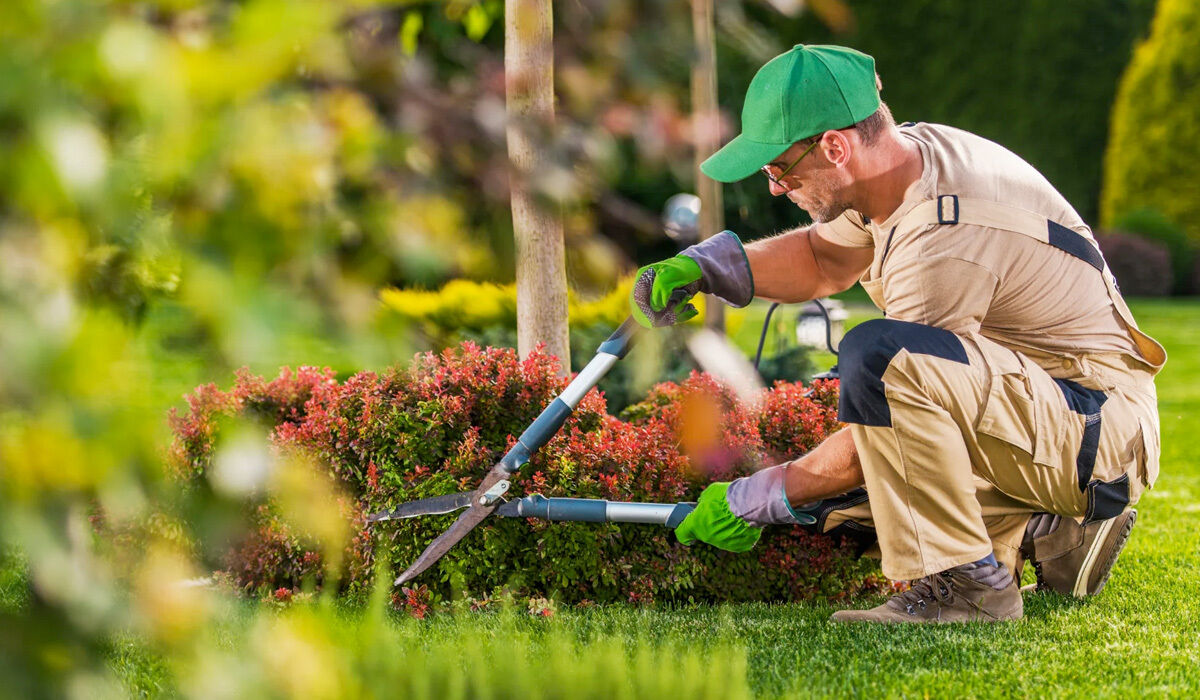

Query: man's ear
[[820, 130, 853, 168]]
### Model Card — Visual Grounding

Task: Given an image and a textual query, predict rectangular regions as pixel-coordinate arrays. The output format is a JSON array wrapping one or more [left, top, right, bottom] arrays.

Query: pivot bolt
[[479, 480, 510, 505]]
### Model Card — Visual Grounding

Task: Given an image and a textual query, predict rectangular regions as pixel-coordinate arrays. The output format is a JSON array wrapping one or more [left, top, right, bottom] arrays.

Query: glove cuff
[[726, 464, 808, 527], [679, 230, 755, 308]]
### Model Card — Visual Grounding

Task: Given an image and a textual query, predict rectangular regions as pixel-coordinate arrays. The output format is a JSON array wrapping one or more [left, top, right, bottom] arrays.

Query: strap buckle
[[937, 194, 959, 225]]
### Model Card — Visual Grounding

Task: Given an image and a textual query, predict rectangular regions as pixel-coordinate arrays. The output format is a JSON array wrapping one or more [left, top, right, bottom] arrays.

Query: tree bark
[[506, 0, 570, 373], [691, 0, 726, 333]]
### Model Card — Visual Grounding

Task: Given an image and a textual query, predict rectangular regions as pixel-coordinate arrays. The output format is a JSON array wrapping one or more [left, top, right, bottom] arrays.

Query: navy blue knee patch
[[1053, 378, 1108, 489], [1053, 378, 1126, 523], [837, 319, 969, 427]]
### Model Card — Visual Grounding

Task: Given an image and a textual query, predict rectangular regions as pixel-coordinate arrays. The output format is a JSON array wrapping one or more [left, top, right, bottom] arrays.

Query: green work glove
[[674, 482, 763, 553], [629, 231, 755, 329], [630, 255, 704, 329]]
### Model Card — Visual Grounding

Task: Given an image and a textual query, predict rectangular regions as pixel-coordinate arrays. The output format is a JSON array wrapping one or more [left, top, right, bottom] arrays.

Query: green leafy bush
[[1102, 0, 1200, 247], [168, 344, 881, 605]]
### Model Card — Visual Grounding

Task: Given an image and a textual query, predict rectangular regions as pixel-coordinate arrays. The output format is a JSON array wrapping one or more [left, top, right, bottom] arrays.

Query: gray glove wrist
[[679, 230, 755, 308], [725, 464, 816, 527]]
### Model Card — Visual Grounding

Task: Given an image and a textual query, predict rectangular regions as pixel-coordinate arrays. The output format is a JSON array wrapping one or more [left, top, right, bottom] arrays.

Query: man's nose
[[767, 179, 789, 197]]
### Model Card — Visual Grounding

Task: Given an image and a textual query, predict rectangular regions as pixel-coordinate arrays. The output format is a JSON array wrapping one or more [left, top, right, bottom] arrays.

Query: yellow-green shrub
[[378, 279, 812, 413], [381, 278, 715, 412], [1101, 0, 1200, 244], [380, 280, 519, 335], [379, 277, 680, 335]]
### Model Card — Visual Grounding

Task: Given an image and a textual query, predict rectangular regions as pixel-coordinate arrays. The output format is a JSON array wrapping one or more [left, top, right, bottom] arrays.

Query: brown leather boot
[[1020, 510, 1137, 597], [830, 564, 1023, 623]]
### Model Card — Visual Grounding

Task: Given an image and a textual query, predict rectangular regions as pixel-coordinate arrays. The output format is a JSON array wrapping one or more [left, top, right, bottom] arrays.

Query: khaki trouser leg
[[833, 319, 1154, 582], [820, 485, 1031, 575], [847, 340, 995, 581]]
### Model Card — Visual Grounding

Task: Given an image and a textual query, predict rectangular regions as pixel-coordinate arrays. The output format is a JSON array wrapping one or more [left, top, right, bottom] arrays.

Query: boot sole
[[830, 604, 1023, 624], [1073, 509, 1137, 597]]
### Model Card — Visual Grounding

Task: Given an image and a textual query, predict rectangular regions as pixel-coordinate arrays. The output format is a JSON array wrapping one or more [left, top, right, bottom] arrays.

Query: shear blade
[[366, 492, 473, 522], [394, 466, 509, 585]]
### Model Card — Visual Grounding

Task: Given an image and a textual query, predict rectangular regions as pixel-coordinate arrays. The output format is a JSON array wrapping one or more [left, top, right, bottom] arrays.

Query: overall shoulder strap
[[898, 195, 1166, 371]]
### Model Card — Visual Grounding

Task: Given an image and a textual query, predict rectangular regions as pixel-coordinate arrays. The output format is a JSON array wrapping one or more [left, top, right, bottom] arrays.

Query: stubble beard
[[806, 199, 853, 224], [786, 175, 852, 223]]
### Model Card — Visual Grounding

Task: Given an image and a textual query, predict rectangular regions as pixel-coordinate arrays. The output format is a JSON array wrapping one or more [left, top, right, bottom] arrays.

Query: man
[[630, 45, 1164, 623]]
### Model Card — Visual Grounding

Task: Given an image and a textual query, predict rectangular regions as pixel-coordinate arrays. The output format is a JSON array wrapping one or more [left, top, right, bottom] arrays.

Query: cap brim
[[700, 135, 790, 183]]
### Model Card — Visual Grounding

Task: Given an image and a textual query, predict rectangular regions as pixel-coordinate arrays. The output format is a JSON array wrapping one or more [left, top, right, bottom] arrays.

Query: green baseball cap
[[700, 44, 880, 183]]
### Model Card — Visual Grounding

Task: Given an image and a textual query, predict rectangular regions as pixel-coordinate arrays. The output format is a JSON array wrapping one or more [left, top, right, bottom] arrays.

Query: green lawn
[[7, 300, 1200, 697]]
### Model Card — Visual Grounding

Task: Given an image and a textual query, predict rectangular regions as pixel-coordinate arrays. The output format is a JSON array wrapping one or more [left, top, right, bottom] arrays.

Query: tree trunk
[[691, 0, 726, 333], [506, 0, 570, 373]]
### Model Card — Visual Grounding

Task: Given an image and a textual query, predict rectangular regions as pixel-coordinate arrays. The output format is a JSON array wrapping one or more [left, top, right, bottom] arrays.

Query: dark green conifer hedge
[[713, 0, 1155, 238]]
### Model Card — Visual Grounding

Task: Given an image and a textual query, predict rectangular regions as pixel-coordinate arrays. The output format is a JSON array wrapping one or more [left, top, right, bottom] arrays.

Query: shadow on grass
[[1021, 589, 1088, 618]]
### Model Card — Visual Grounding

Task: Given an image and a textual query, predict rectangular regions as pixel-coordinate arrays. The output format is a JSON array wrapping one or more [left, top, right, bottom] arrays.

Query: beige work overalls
[[800, 196, 1166, 581]]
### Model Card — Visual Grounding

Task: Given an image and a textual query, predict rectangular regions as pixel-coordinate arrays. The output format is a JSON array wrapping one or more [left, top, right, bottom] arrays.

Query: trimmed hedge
[[168, 344, 882, 605], [1102, 0, 1200, 245], [1097, 232, 1173, 297], [1110, 208, 1195, 295]]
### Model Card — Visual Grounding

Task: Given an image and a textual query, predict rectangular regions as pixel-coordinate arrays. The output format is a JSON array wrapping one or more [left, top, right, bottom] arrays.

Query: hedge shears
[[371, 315, 699, 586]]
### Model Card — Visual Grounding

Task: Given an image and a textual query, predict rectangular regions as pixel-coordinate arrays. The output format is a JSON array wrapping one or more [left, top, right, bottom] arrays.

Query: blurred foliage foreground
[[0, 0, 830, 693], [0, 0, 446, 692]]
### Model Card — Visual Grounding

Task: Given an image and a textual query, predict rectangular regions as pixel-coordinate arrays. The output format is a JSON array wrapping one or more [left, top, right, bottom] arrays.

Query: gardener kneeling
[[631, 45, 1164, 623]]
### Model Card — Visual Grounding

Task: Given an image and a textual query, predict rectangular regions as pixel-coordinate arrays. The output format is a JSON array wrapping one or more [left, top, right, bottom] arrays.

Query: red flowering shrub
[[167, 367, 337, 482], [167, 382, 240, 482], [617, 374, 877, 603], [220, 504, 322, 591], [167, 342, 882, 604], [395, 584, 432, 619], [757, 378, 842, 460], [620, 372, 763, 482]]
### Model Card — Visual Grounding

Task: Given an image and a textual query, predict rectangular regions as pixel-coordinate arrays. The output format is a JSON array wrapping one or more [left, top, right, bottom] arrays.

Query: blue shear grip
[[514, 496, 608, 522], [597, 317, 640, 359], [546, 497, 609, 523], [497, 443, 532, 473], [516, 398, 573, 453], [665, 503, 695, 529]]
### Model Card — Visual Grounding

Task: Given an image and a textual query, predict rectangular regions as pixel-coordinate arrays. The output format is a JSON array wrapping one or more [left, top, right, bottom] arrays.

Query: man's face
[[764, 137, 854, 223]]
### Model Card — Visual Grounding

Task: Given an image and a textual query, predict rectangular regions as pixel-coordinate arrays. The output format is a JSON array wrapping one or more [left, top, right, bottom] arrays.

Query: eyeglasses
[[760, 138, 820, 189]]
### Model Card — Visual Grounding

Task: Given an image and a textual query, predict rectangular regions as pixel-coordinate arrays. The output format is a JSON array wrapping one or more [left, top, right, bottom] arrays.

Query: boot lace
[[896, 572, 954, 615], [1032, 559, 1048, 591]]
